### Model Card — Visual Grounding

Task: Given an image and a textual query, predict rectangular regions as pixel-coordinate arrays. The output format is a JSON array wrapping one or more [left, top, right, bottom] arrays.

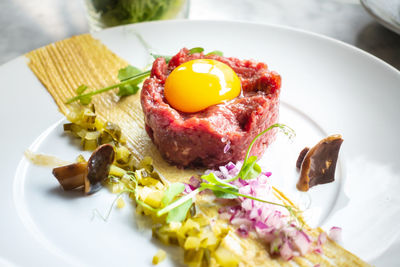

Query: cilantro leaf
[[166, 198, 193, 223], [161, 183, 185, 207]]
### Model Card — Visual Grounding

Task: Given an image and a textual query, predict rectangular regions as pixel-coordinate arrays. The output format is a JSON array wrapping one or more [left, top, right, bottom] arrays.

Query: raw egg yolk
[[164, 59, 241, 113]]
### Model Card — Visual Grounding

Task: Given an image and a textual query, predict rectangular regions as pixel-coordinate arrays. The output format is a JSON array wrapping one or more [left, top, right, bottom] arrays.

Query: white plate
[[1, 20, 400, 267]]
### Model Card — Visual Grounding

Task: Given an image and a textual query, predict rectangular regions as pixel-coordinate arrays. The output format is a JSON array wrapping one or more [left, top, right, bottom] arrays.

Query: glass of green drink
[[85, 0, 190, 31]]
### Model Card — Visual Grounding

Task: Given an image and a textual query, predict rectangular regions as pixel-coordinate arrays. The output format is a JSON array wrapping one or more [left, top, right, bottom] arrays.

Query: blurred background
[[0, 0, 399, 68]]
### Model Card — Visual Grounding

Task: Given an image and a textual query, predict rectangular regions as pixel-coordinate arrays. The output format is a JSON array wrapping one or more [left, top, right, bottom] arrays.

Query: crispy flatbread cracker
[[25, 34, 370, 266]]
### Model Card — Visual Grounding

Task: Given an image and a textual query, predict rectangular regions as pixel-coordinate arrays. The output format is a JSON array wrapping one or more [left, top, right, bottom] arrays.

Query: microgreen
[[156, 188, 200, 218], [161, 182, 185, 207], [91, 191, 125, 222], [200, 182, 238, 199], [119, 173, 157, 212], [151, 47, 221, 63], [212, 190, 238, 199], [188, 47, 204, 54], [118, 65, 142, 81], [166, 198, 193, 223], [76, 85, 88, 95], [199, 183, 290, 209], [150, 53, 172, 63], [66, 67, 150, 105], [205, 50, 223, 56], [237, 155, 261, 180], [225, 123, 295, 183], [189, 48, 223, 56], [117, 65, 144, 97]]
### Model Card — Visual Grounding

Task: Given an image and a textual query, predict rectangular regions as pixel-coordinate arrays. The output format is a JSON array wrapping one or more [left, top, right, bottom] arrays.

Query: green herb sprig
[[66, 67, 150, 105], [66, 47, 224, 105]]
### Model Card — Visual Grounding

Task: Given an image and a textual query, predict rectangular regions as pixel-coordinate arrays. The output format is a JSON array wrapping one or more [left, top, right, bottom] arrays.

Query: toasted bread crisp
[[26, 34, 370, 267]]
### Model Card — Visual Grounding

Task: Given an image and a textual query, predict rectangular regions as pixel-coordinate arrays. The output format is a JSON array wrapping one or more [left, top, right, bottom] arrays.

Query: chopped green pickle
[[61, 105, 298, 267], [104, 121, 122, 141], [152, 249, 166, 265]]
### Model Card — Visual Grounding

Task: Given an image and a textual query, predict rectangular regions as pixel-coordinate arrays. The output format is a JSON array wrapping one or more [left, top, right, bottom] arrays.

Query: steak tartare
[[140, 48, 281, 168]]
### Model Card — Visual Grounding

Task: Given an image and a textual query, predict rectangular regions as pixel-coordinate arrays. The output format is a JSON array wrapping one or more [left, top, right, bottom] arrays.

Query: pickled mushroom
[[52, 144, 115, 194], [296, 135, 343, 192]]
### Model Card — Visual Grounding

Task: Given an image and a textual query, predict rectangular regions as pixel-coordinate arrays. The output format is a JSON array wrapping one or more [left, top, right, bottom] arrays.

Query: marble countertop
[[1, 0, 399, 70]]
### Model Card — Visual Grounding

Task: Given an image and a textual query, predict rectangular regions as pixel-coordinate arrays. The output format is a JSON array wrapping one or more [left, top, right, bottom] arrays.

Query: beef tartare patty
[[140, 48, 281, 168]]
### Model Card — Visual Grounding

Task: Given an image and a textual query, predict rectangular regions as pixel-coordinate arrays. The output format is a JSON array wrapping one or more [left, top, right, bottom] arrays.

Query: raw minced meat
[[140, 48, 281, 168]]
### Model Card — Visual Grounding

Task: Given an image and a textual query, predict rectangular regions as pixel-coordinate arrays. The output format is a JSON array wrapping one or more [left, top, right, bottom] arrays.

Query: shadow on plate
[[46, 186, 87, 199], [371, 240, 400, 266], [60, 131, 85, 150], [356, 22, 400, 70]]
